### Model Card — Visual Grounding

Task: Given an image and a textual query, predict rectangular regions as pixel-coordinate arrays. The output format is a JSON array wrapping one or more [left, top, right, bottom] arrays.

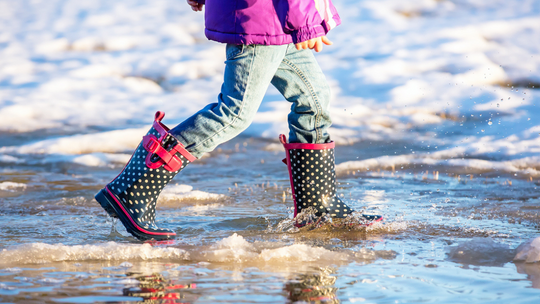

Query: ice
[[201, 233, 389, 264], [0, 182, 27, 191], [158, 184, 226, 203], [0, 242, 189, 265], [514, 237, 540, 263], [206, 233, 259, 262], [259, 244, 349, 262], [446, 238, 515, 266]]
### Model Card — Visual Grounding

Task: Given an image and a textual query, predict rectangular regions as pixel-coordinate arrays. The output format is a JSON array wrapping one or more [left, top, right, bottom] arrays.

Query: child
[[94, 0, 382, 241]]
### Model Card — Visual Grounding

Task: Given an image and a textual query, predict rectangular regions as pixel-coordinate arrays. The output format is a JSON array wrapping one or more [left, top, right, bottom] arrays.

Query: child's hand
[[295, 36, 333, 52], [187, 0, 204, 11]]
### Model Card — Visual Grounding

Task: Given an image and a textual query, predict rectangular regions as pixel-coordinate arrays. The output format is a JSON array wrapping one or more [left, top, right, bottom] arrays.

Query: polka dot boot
[[280, 134, 383, 228], [95, 111, 196, 241]]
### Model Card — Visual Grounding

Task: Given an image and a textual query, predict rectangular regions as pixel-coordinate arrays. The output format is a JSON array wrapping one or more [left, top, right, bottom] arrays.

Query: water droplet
[[488, 121, 492, 125], [496, 103, 499, 107], [528, 118, 531, 121], [481, 129, 485, 132]]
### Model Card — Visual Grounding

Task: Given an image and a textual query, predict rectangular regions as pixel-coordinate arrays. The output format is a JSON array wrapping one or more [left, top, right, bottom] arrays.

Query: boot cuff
[[279, 134, 335, 150]]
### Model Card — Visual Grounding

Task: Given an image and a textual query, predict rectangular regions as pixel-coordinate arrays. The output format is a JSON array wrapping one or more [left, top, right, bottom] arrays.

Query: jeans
[[170, 43, 332, 158]]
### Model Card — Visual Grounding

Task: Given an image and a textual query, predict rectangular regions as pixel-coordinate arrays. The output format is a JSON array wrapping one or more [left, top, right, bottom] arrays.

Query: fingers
[[321, 36, 333, 46], [296, 37, 333, 52], [314, 39, 323, 52], [307, 39, 316, 50], [187, 0, 203, 11], [295, 41, 308, 50]]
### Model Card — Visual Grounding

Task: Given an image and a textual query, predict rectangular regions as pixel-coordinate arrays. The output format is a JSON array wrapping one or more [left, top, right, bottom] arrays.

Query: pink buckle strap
[[141, 111, 197, 172], [143, 134, 196, 172]]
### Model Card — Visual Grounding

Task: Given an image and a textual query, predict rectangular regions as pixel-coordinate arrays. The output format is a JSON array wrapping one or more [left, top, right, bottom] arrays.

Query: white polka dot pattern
[[107, 127, 191, 233], [288, 147, 352, 218]]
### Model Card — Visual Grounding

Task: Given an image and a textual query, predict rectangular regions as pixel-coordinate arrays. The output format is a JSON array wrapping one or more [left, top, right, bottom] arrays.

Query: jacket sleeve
[[274, 0, 341, 44]]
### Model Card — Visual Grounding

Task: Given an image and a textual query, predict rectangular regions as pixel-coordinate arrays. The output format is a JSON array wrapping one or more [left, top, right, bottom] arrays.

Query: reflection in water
[[285, 268, 339, 303], [123, 273, 196, 303], [516, 263, 540, 289]]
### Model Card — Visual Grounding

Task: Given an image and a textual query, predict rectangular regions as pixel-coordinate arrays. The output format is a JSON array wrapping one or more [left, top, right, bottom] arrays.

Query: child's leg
[[270, 46, 332, 144], [96, 44, 290, 241], [170, 44, 288, 158], [275, 46, 384, 225]]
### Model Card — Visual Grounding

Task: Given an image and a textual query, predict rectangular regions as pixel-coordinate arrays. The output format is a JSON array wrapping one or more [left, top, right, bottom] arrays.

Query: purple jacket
[[196, 0, 341, 45]]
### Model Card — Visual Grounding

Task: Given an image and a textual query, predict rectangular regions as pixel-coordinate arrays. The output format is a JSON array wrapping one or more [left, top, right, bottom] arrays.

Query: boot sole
[[95, 188, 176, 241]]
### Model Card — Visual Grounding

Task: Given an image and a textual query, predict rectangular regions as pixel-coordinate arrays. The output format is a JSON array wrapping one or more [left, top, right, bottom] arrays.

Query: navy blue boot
[[95, 111, 196, 241], [280, 134, 383, 227]]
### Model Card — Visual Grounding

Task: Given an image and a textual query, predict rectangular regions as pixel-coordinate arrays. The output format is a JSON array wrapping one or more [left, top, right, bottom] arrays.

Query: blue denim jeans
[[170, 43, 332, 158]]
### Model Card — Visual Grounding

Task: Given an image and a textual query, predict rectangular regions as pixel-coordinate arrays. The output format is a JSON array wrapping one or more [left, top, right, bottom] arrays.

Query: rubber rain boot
[[280, 134, 383, 227], [95, 111, 196, 241]]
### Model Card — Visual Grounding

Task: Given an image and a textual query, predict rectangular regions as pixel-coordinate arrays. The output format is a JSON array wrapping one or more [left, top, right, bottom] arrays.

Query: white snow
[[0, 0, 538, 176]]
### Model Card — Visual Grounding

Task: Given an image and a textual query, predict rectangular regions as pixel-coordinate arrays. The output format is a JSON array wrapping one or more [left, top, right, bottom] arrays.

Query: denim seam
[[191, 45, 257, 151], [282, 57, 322, 143]]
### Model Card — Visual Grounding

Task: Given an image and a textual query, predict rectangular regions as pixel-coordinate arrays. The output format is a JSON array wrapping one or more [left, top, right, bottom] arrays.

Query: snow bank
[[0, 0, 538, 176]]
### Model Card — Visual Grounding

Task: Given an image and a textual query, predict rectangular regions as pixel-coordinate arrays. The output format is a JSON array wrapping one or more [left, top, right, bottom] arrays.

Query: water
[[1, 136, 540, 303], [1, 0, 540, 301]]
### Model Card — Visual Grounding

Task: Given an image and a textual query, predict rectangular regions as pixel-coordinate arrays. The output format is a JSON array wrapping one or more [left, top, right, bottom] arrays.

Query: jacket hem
[[205, 28, 294, 45]]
